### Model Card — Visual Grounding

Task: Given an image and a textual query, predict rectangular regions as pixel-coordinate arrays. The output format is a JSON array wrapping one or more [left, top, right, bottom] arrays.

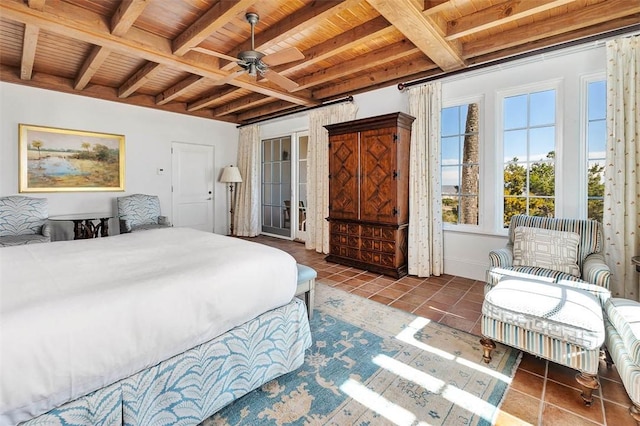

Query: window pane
[[263, 140, 272, 162], [504, 162, 526, 196], [263, 206, 272, 226], [529, 198, 554, 218], [281, 138, 291, 161], [441, 165, 459, 189], [263, 163, 271, 183], [441, 136, 461, 164], [530, 90, 555, 126], [299, 136, 308, 160], [442, 196, 459, 224], [504, 129, 527, 161], [588, 121, 606, 158], [588, 81, 606, 120], [588, 160, 605, 197], [460, 165, 479, 195], [588, 200, 604, 222], [282, 161, 291, 183], [458, 195, 478, 225], [529, 126, 555, 161], [504, 197, 526, 227], [504, 95, 527, 129], [528, 161, 555, 196], [441, 107, 460, 136]]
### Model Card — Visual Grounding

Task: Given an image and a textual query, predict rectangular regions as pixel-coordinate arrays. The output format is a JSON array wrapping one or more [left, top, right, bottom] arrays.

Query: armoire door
[[328, 132, 359, 220], [359, 127, 397, 223]]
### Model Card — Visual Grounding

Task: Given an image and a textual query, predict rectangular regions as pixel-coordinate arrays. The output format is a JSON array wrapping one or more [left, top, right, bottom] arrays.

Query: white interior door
[[172, 142, 214, 232]]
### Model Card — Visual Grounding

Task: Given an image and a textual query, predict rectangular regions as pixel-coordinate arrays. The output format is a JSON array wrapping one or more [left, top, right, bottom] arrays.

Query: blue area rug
[[203, 284, 520, 425]]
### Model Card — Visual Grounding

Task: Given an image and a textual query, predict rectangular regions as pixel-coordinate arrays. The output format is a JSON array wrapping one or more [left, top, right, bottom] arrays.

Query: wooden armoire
[[325, 112, 415, 278]]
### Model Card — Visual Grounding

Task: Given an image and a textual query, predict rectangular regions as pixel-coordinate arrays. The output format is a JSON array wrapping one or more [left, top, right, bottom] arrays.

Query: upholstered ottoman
[[295, 264, 316, 319], [604, 298, 640, 421], [480, 277, 605, 405]]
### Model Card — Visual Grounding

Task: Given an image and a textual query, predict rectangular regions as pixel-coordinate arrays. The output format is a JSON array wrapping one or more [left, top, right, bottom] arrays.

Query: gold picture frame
[[19, 124, 125, 192]]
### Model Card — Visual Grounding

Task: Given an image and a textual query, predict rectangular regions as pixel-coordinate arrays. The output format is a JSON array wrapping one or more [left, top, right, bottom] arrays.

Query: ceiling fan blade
[[212, 69, 245, 86], [262, 47, 304, 67], [191, 47, 239, 63], [263, 69, 299, 92]]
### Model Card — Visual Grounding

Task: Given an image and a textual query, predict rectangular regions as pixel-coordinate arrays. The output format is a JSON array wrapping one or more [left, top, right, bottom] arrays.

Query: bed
[[0, 227, 312, 425]]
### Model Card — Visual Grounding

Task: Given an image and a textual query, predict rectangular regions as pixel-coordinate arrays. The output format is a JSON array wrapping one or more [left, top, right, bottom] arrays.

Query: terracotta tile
[[445, 281, 473, 291], [371, 276, 397, 287], [543, 380, 604, 423], [363, 282, 387, 292], [335, 270, 361, 279], [352, 273, 377, 283], [376, 287, 405, 300], [412, 304, 444, 322], [511, 369, 545, 399], [498, 388, 541, 425], [600, 377, 633, 405], [408, 286, 440, 298], [540, 403, 600, 426], [436, 286, 467, 297], [428, 292, 461, 305], [463, 291, 486, 304], [334, 282, 355, 292], [546, 362, 581, 390], [603, 399, 637, 426], [446, 306, 481, 323], [389, 299, 419, 312], [470, 320, 482, 337], [450, 300, 482, 314], [398, 292, 427, 306], [351, 287, 377, 299], [369, 294, 394, 306], [518, 353, 547, 377], [598, 359, 623, 383], [421, 276, 449, 286], [420, 300, 451, 315], [397, 276, 424, 287], [387, 282, 414, 293]]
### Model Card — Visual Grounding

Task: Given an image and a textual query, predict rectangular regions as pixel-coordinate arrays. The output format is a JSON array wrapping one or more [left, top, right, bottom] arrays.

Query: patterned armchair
[[487, 215, 611, 304], [0, 195, 51, 247], [117, 194, 171, 233]]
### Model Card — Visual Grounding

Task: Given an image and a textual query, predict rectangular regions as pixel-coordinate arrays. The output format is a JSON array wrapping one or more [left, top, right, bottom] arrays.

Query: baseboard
[[444, 256, 488, 281]]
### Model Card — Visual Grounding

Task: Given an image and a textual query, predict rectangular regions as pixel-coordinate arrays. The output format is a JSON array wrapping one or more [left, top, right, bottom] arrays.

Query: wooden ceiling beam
[[293, 41, 421, 91], [366, 0, 466, 71], [186, 86, 247, 111], [274, 16, 395, 76], [75, 0, 149, 90], [20, 24, 39, 80], [463, 0, 640, 57], [236, 100, 301, 123], [447, 0, 576, 40], [118, 62, 164, 98], [27, 0, 45, 11], [0, 0, 316, 106], [212, 93, 273, 117], [312, 56, 438, 99], [172, 0, 255, 56], [220, 0, 358, 71], [156, 74, 204, 105]]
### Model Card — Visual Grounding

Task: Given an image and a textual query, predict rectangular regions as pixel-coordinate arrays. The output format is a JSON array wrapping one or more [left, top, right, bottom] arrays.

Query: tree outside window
[[441, 103, 479, 225]]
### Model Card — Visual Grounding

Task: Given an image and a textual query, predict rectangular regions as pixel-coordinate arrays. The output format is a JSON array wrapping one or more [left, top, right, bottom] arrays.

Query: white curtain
[[234, 124, 261, 237], [306, 102, 358, 253], [407, 82, 444, 277], [604, 35, 640, 300]]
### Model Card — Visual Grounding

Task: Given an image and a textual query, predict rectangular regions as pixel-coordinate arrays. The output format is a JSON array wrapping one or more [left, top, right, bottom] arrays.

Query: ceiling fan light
[[248, 63, 257, 76]]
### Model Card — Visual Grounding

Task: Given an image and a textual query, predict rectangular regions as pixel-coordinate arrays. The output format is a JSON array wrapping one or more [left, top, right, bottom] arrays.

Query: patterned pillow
[[0, 196, 48, 237], [513, 226, 581, 277]]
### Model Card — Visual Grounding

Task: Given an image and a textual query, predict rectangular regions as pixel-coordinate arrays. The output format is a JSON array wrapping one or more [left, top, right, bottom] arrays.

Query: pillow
[[512, 226, 581, 277]]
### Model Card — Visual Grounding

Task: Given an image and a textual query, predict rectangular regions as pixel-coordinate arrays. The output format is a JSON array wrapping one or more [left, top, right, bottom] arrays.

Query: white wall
[[0, 82, 239, 236]]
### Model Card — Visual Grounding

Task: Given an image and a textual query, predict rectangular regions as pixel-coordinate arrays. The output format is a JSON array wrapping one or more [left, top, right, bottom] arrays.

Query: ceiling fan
[[196, 12, 304, 91]]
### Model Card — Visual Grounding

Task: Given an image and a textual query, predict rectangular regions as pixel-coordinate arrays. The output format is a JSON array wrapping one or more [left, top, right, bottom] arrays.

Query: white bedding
[[0, 227, 298, 425]]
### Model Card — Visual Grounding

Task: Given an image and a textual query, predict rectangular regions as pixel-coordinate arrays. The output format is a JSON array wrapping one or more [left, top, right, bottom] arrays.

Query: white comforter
[[0, 227, 298, 425]]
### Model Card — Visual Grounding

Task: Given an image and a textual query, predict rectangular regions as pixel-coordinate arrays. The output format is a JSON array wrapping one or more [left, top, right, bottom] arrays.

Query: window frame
[[441, 94, 485, 233], [495, 78, 564, 232], [580, 72, 606, 221]]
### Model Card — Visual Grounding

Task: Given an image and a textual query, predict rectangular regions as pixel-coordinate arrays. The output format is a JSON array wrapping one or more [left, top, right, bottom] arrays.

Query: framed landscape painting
[[19, 124, 125, 192]]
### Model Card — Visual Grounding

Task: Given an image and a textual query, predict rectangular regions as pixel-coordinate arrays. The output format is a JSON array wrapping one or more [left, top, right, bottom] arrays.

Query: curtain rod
[[397, 24, 640, 91], [237, 95, 354, 128]]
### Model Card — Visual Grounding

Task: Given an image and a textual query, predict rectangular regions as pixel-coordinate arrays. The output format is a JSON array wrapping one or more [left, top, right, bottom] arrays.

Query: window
[[586, 80, 606, 222], [441, 103, 480, 225], [502, 89, 556, 227]]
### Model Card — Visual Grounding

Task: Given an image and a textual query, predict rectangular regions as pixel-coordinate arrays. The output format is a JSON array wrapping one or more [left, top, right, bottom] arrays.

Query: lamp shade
[[220, 165, 242, 183]]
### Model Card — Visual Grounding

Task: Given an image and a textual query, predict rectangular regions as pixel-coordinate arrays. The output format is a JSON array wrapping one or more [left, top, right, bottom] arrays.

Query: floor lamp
[[220, 165, 243, 236]]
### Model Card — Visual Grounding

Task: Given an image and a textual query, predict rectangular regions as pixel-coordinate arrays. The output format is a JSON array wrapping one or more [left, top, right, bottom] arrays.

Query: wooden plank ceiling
[[1, 0, 638, 125]]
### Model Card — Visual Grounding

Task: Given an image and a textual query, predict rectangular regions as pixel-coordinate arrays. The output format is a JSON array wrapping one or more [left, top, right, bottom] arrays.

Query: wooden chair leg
[[603, 347, 614, 368], [576, 372, 599, 406], [480, 338, 496, 364], [629, 404, 640, 423]]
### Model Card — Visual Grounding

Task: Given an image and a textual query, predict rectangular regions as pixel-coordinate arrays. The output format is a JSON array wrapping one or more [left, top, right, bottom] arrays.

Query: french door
[[261, 132, 308, 240]]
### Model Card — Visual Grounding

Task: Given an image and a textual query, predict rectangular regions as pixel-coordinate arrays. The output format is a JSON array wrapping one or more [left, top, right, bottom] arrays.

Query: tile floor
[[252, 235, 636, 426]]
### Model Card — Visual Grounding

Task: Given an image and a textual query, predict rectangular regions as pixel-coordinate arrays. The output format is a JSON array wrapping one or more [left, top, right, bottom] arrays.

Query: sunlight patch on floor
[[339, 378, 431, 426]]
